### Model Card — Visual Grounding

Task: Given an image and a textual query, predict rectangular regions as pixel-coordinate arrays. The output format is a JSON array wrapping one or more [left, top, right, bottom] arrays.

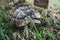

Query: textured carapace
[[12, 6, 41, 27]]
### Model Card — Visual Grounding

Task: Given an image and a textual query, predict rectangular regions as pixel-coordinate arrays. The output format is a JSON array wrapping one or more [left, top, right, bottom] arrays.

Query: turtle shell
[[12, 6, 41, 27]]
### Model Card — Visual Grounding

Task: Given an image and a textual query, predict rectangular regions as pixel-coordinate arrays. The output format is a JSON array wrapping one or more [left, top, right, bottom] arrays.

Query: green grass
[[49, 0, 60, 10], [0, 8, 60, 40], [0, 0, 60, 40], [30, 19, 44, 40]]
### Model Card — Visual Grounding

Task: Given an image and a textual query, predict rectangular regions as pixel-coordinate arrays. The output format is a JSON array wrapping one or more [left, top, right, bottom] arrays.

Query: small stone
[[58, 31, 60, 35], [33, 19, 41, 24]]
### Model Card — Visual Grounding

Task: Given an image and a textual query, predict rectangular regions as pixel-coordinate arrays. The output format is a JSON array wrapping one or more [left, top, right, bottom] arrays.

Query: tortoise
[[12, 6, 41, 27]]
